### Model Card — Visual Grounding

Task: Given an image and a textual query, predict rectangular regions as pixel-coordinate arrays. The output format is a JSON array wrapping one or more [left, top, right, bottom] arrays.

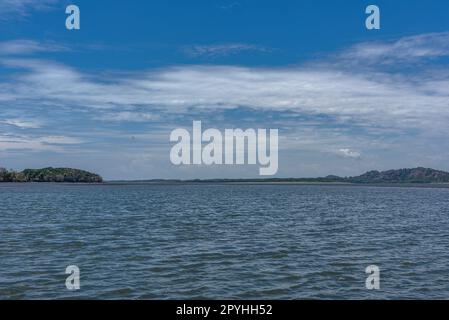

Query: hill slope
[[347, 167, 449, 183], [0, 167, 103, 183]]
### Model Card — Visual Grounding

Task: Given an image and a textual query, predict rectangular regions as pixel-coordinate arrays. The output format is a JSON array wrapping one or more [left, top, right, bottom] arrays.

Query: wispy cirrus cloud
[[2, 56, 448, 135], [0, 134, 84, 152], [0, 39, 67, 55], [96, 111, 159, 122], [0, 0, 59, 20], [1, 118, 42, 129], [183, 43, 272, 58], [337, 148, 362, 159], [340, 31, 449, 64], [218, 1, 241, 11]]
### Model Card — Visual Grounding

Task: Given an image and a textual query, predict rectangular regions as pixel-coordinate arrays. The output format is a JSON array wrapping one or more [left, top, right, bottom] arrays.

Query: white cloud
[[0, 134, 84, 152], [341, 31, 449, 64], [183, 43, 271, 58], [337, 148, 361, 159], [41, 136, 83, 144], [1, 118, 42, 129], [219, 2, 241, 10], [2, 57, 449, 137], [0, 40, 67, 55], [0, 0, 58, 19], [96, 111, 158, 122]]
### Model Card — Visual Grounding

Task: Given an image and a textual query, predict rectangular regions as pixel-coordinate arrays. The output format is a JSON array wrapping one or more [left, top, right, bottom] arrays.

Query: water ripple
[[1, 183, 449, 299]]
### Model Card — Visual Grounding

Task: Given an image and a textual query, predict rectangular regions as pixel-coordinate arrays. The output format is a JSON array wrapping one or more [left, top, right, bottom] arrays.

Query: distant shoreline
[[2, 180, 449, 189], [104, 181, 449, 188], [3, 167, 449, 187]]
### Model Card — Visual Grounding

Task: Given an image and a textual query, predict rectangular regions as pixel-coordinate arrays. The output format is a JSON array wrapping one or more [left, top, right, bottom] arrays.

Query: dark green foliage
[[347, 167, 449, 184], [181, 167, 449, 184], [1, 166, 449, 184], [0, 167, 102, 183]]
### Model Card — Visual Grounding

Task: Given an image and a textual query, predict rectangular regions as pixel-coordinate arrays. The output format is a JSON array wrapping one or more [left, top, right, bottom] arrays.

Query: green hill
[[0, 167, 103, 183], [347, 167, 449, 183]]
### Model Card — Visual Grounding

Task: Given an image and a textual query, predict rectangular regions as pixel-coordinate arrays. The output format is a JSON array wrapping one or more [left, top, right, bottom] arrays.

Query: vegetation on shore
[[343, 167, 449, 184], [1, 166, 448, 184], [260, 167, 449, 184], [0, 167, 103, 183], [112, 167, 449, 184]]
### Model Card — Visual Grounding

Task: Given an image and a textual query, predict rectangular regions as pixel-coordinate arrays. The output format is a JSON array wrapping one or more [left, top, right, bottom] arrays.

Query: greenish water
[[1, 183, 449, 299]]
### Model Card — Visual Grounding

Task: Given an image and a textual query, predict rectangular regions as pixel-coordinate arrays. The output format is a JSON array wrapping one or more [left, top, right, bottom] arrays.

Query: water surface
[[1, 183, 449, 299]]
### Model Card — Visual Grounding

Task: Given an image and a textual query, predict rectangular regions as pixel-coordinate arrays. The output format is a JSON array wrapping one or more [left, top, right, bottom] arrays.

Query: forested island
[[0, 167, 103, 183]]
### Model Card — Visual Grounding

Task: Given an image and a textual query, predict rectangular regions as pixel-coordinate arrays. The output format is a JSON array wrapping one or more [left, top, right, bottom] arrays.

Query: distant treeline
[[1, 166, 448, 184], [118, 167, 449, 184], [153, 167, 449, 184], [110, 168, 449, 184], [0, 167, 103, 183]]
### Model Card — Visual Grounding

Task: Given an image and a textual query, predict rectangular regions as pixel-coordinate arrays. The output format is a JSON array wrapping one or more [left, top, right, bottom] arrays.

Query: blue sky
[[1, 0, 449, 179]]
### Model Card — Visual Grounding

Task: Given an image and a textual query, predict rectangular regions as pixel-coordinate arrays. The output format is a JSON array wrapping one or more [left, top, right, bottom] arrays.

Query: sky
[[1, 0, 449, 180]]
